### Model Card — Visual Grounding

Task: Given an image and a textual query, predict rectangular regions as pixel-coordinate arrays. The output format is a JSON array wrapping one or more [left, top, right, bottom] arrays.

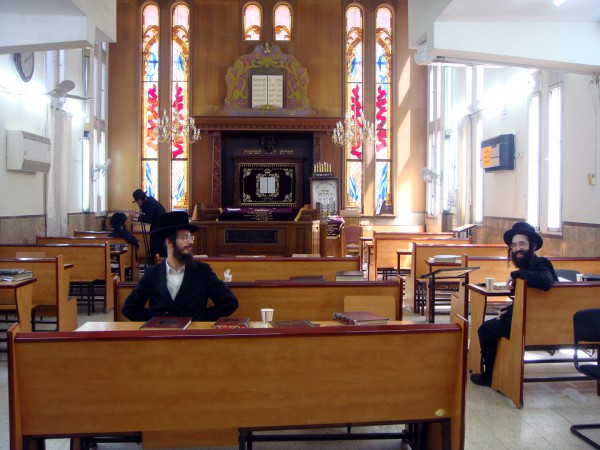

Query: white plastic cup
[[485, 278, 494, 290], [261, 308, 274, 322], [576, 273, 584, 282]]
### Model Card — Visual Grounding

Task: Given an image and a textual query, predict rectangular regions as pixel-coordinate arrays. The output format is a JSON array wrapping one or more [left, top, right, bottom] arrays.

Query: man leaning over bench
[[470, 222, 558, 387]]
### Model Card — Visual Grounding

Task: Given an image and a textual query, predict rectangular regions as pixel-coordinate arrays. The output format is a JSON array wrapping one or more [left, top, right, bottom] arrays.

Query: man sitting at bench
[[122, 211, 238, 322], [470, 222, 558, 387]]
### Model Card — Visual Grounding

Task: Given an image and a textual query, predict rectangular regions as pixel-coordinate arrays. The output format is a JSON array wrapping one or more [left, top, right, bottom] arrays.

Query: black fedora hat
[[109, 212, 127, 230], [132, 189, 146, 203], [150, 211, 199, 241], [503, 222, 543, 250]]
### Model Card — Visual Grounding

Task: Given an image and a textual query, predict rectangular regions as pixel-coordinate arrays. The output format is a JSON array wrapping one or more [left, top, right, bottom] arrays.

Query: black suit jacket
[[122, 261, 238, 322]]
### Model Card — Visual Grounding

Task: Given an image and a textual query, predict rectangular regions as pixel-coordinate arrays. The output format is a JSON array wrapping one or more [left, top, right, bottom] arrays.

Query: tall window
[[527, 92, 541, 228], [171, 4, 191, 210], [274, 3, 292, 41], [344, 5, 365, 211], [243, 2, 262, 40], [547, 83, 563, 231], [374, 6, 393, 212], [141, 4, 160, 199]]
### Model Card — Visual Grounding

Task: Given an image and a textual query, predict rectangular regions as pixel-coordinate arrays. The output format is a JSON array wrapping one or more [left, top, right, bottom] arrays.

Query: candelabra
[[155, 109, 201, 143], [331, 113, 374, 147]]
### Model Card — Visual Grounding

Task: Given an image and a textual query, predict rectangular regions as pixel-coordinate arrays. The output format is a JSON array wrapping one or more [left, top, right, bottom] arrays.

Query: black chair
[[555, 268, 582, 282], [571, 308, 600, 449]]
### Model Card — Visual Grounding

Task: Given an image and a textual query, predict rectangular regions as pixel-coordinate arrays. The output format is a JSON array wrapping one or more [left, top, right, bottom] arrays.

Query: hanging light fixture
[[331, 113, 374, 147], [155, 109, 201, 143]]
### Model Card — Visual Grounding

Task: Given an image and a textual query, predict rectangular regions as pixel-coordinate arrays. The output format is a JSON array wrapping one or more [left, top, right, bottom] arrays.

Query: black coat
[[122, 261, 239, 322], [138, 197, 167, 231]]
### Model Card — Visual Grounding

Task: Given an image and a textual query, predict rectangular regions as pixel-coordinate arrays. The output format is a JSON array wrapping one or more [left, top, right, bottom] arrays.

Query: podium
[[420, 266, 479, 323]]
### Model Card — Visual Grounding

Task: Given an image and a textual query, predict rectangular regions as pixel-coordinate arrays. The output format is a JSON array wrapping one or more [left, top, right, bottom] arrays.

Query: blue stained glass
[[376, 53, 389, 83], [377, 162, 389, 203], [173, 172, 184, 201], [349, 175, 359, 202], [145, 162, 157, 198], [146, 47, 159, 82]]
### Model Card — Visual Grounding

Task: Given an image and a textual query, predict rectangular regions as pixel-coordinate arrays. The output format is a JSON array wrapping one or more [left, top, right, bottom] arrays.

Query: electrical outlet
[[588, 173, 597, 186]]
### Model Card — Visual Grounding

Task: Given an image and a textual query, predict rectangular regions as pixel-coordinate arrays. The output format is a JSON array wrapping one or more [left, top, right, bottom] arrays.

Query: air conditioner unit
[[6, 130, 51, 173]]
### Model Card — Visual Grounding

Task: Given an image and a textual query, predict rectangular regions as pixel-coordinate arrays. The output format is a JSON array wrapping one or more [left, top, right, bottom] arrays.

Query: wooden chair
[[343, 295, 397, 320], [342, 224, 362, 258]]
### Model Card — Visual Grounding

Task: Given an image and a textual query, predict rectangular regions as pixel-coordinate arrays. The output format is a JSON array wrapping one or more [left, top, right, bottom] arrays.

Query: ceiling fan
[[46, 80, 91, 101], [92, 159, 112, 181]]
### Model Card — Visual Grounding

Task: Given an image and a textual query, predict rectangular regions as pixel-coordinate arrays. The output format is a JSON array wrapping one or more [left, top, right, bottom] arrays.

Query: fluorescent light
[[553, 0, 567, 6]]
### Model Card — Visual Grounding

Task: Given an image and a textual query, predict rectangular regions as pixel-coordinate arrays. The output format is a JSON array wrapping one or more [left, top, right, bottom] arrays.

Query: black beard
[[173, 243, 195, 267], [511, 246, 535, 268]]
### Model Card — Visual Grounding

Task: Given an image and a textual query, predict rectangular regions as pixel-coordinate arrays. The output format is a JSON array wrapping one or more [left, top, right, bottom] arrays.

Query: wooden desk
[[0, 278, 35, 333], [9, 319, 467, 450]]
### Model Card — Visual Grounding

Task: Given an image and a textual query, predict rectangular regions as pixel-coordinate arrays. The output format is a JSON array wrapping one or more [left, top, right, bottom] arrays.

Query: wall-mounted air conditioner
[[6, 130, 51, 173], [414, 41, 481, 67]]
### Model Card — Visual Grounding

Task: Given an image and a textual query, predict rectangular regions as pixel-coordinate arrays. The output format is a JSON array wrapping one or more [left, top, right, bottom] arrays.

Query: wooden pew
[[470, 279, 600, 408], [40, 235, 139, 281], [371, 234, 470, 280], [0, 244, 115, 314], [406, 243, 507, 314], [8, 318, 467, 450], [0, 256, 77, 332], [155, 256, 360, 281], [115, 278, 403, 322]]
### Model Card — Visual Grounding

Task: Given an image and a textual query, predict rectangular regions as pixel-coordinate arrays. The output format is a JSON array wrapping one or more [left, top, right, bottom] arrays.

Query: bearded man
[[470, 222, 558, 387], [122, 211, 238, 322]]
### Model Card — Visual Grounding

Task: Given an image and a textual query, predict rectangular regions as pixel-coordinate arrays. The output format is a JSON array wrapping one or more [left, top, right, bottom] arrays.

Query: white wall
[[0, 49, 87, 217]]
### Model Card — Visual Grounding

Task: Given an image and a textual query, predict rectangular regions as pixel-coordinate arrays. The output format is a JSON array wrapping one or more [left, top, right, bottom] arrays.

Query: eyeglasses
[[177, 234, 195, 242]]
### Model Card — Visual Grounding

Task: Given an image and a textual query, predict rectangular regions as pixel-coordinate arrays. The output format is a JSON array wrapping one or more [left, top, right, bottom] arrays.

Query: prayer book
[[214, 317, 250, 329], [268, 319, 319, 328], [432, 255, 460, 263], [0, 269, 33, 282], [332, 311, 389, 326], [140, 316, 192, 330]]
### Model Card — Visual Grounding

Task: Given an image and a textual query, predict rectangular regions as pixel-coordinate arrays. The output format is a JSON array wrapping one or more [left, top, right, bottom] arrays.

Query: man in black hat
[[470, 222, 558, 387], [122, 211, 238, 322], [132, 189, 167, 260]]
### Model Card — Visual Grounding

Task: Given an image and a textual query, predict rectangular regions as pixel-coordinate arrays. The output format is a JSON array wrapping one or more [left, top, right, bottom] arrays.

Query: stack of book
[[332, 311, 389, 325], [335, 270, 365, 281], [432, 254, 460, 263], [0, 268, 34, 282]]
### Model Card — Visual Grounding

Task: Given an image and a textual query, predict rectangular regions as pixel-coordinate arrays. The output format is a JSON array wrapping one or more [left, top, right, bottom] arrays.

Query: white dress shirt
[[166, 261, 185, 300]]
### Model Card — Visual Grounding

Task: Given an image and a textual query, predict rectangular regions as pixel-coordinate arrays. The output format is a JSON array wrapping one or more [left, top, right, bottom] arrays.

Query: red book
[[140, 316, 192, 330], [332, 311, 389, 325]]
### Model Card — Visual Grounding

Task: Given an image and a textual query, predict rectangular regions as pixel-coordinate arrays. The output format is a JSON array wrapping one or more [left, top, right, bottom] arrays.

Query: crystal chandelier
[[332, 113, 374, 147], [155, 109, 201, 144]]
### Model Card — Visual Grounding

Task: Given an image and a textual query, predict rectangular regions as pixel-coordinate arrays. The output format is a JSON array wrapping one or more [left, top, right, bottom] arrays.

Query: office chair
[[570, 308, 600, 449]]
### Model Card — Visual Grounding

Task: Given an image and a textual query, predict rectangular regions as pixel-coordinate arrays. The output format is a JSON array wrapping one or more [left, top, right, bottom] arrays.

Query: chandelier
[[155, 109, 201, 144], [332, 113, 374, 147]]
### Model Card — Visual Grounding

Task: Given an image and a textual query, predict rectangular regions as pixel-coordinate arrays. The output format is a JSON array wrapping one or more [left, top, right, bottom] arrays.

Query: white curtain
[[46, 107, 72, 236]]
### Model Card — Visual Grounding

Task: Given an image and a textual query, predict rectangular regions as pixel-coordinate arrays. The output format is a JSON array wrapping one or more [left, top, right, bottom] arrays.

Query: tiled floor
[[1, 306, 599, 449]]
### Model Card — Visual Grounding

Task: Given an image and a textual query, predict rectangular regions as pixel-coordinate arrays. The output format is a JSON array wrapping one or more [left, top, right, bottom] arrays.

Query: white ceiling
[[409, 0, 600, 72], [0, 0, 116, 54]]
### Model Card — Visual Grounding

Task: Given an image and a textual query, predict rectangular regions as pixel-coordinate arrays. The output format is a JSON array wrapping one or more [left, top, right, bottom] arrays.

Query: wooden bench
[[155, 256, 360, 281], [40, 235, 139, 281], [470, 279, 600, 408], [406, 243, 507, 315], [370, 234, 470, 281], [0, 244, 115, 314], [0, 256, 77, 332], [115, 278, 403, 322], [8, 318, 467, 450]]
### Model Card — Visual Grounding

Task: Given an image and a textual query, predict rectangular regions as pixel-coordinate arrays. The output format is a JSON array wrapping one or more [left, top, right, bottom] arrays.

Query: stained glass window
[[243, 3, 262, 41], [375, 6, 393, 211], [274, 3, 292, 41], [345, 5, 364, 211], [141, 4, 159, 199], [171, 4, 190, 211]]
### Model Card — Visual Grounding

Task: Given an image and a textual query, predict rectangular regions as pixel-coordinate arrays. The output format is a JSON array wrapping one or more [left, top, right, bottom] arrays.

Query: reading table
[[0, 278, 36, 332]]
